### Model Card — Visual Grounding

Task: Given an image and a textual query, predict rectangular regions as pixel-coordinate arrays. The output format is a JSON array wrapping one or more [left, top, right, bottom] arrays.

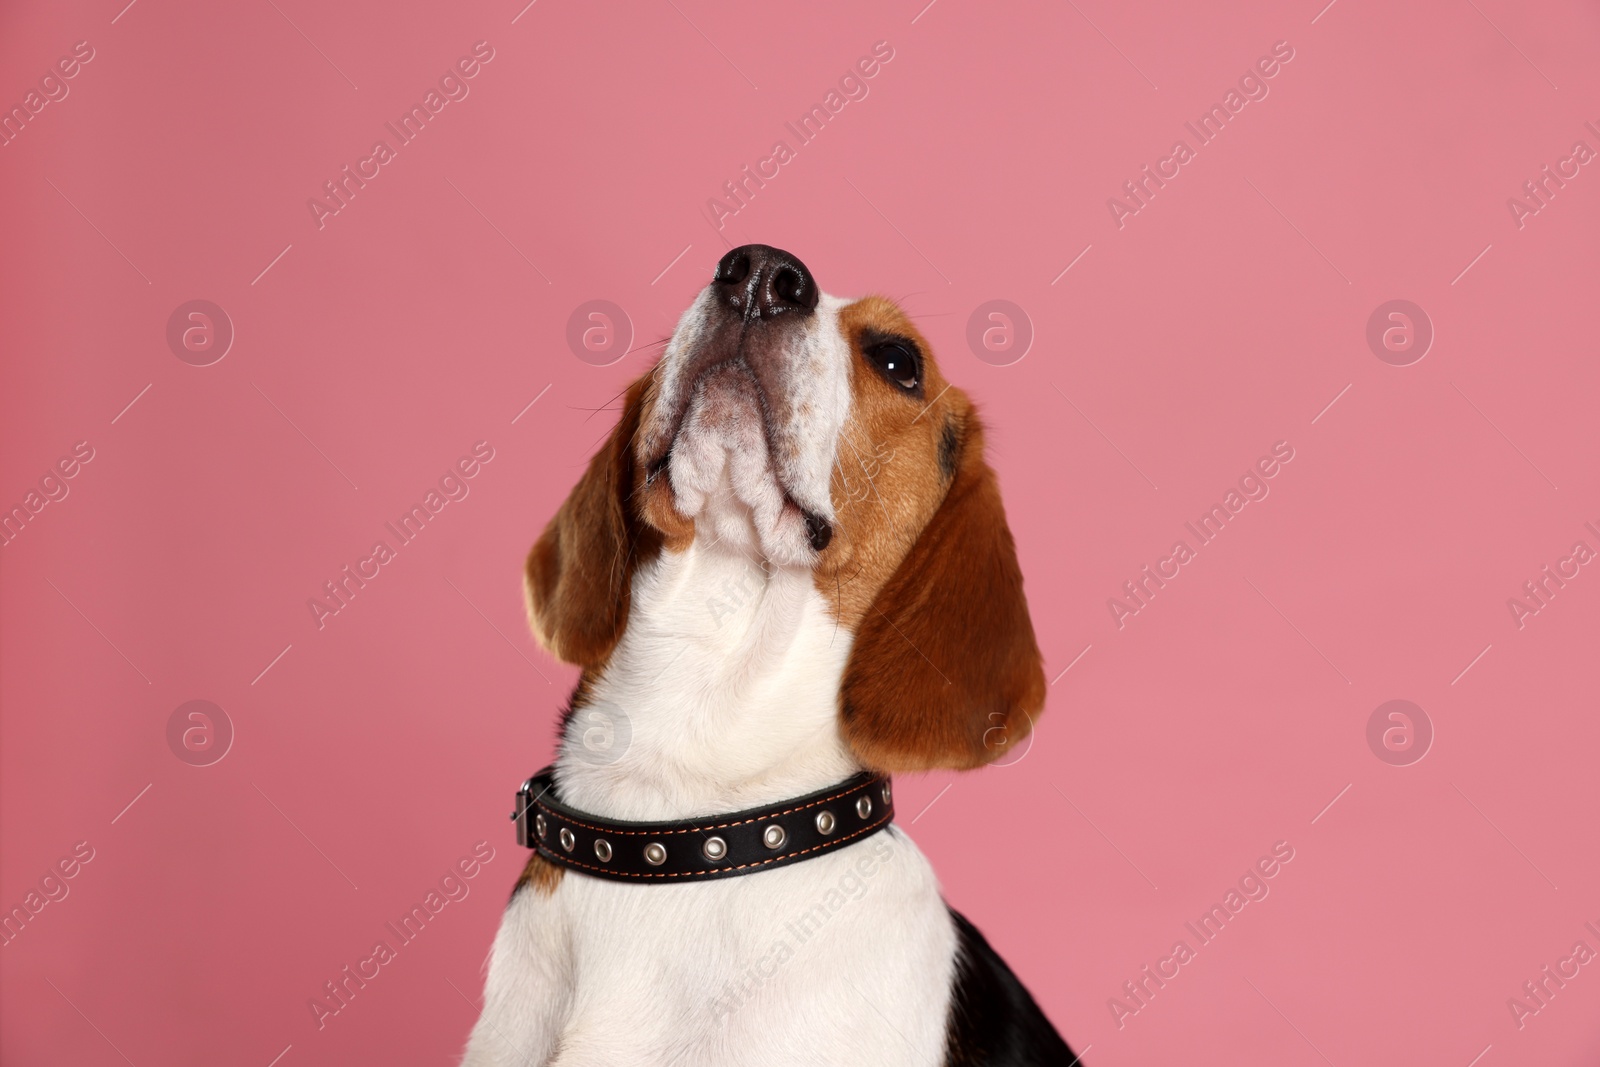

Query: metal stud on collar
[[559, 828, 576, 852], [594, 839, 612, 862], [762, 824, 786, 850], [815, 810, 836, 835], [702, 836, 727, 862], [856, 796, 873, 819], [534, 813, 548, 839], [644, 841, 667, 866]]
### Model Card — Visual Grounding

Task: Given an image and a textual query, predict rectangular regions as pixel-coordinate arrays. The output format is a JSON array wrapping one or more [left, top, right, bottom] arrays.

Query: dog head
[[525, 245, 1044, 771]]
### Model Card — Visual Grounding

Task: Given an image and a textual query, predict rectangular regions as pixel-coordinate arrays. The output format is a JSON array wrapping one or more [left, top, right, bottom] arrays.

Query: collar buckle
[[511, 776, 539, 849]]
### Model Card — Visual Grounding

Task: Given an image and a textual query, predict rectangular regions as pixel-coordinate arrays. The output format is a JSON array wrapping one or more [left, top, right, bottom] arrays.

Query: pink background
[[3, 0, 1598, 1064]]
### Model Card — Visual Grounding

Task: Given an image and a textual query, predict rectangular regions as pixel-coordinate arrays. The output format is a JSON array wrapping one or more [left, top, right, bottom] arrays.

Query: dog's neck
[[553, 535, 861, 822]]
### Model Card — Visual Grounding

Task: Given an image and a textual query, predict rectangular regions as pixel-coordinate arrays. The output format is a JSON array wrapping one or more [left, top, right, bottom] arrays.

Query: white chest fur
[[463, 543, 958, 1066], [467, 825, 956, 1067]]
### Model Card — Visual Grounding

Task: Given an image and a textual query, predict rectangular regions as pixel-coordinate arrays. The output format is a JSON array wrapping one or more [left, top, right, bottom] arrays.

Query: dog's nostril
[[714, 249, 751, 287], [773, 267, 806, 308], [803, 512, 833, 552]]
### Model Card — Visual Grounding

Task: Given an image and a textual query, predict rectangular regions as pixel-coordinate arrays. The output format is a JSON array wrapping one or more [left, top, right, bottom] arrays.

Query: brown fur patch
[[524, 374, 687, 668], [819, 296, 961, 628], [825, 296, 1046, 771], [512, 851, 564, 897]]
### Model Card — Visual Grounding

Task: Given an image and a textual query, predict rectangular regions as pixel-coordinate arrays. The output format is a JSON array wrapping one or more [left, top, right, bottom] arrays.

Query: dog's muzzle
[[643, 244, 836, 556]]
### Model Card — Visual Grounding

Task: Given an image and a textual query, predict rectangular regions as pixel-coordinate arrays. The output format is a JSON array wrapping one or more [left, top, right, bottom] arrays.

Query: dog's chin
[[660, 364, 821, 567]]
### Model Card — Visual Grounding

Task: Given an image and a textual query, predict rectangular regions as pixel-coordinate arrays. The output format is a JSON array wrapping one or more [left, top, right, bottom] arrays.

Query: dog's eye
[[864, 342, 919, 391]]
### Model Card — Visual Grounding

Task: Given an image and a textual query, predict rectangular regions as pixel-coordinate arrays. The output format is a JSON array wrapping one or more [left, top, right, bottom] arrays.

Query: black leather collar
[[512, 766, 895, 882]]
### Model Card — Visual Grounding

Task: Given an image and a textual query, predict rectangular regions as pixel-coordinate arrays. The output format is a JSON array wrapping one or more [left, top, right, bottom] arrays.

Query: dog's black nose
[[713, 245, 818, 319]]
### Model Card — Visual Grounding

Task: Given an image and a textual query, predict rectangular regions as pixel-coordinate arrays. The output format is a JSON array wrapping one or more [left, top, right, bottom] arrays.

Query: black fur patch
[[938, 419, 961, 481], [943, 909, 1078, 1066]]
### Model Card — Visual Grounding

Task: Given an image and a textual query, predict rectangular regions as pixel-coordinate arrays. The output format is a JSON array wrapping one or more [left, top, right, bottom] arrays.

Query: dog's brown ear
[[840, 415, 1045, 771], [524, 377, 661, 668]]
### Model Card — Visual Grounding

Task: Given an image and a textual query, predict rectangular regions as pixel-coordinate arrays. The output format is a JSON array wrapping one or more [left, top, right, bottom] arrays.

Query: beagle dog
[[462, 246, 1076, 1066]]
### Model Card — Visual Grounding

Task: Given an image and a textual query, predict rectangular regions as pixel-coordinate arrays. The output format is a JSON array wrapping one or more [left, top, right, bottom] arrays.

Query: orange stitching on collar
[[532, 777, 883, 838], [535, 813, 893, 879]]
